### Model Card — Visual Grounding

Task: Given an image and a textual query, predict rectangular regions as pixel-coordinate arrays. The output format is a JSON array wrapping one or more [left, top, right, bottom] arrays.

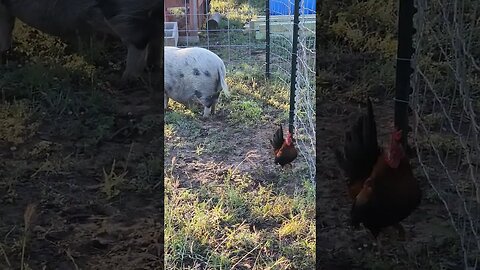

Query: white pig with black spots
[[164, 46, 230, 118]]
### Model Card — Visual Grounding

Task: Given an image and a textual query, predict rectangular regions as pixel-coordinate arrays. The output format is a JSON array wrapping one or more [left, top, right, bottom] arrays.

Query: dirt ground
[[316, 54, 464, 269], [164, 113, 307, 220], [165, 109, 303, 191], [0, 28, 164, 269]]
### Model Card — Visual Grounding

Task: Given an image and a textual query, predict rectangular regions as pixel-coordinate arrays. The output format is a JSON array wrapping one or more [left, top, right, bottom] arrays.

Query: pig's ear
[[194, 91, 202, 98]]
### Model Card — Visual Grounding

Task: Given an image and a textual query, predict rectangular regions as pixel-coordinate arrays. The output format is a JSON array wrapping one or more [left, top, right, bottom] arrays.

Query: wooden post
[[192, 0, 198, 33]]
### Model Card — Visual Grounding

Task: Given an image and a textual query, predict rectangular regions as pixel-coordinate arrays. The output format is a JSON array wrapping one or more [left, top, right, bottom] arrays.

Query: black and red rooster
[[335, 98, 422, 243], [270, 124, 298, 168]]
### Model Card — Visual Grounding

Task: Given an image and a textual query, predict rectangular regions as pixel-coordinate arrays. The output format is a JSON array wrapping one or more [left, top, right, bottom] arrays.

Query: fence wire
[[269, 0, 316, 183], [412, 0, 480, 268], [164, 3, 263, 64]]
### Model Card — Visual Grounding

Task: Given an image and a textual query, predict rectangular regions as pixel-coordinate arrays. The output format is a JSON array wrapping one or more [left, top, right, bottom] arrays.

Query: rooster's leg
[[393, 223, 406, 241]]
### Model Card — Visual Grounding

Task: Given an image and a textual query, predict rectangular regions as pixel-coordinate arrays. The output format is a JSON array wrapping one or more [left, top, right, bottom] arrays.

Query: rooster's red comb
[[392, 129, 402, 141]]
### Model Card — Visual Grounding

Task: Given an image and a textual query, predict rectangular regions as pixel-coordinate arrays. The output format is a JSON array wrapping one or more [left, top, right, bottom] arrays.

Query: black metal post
[[265, 0, 271, 79], [288, 0, 300, 134], [159, 1, 165, 265], [394, 0, 416, 148]]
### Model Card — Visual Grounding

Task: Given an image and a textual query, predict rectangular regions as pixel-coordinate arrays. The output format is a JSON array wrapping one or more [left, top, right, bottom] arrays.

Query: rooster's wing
[[270, 124, 284, 152]]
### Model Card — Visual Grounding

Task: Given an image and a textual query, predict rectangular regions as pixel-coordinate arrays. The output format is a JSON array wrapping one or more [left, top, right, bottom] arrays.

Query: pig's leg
[[145, 40, 162, 89], [203, 106, 212, 118], [146, 37, 161, 71], [211, 103, 216, 115], [0, 5, 15, 65], [122, 44, 147, 81]]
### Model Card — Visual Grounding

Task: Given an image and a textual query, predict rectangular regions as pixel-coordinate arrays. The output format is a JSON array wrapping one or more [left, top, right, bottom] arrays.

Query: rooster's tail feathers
[[271, 124, 284, 150]]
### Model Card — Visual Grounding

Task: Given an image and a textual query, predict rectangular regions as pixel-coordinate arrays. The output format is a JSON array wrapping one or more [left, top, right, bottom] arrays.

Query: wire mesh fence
[[164, 1, 263, 65], [411, 0, 480, 268], [268, 0, 316, 183], [164, 0, 316, 183]]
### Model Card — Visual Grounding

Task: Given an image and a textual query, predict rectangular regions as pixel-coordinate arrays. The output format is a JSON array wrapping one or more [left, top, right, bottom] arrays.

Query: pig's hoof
[[201, 112, 212, 120]]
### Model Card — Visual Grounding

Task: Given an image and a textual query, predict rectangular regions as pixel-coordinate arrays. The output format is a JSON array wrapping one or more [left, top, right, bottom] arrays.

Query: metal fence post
[[288, 0, 300, 134], [266, 0, 271, 79], [394, 0, 416, 148]]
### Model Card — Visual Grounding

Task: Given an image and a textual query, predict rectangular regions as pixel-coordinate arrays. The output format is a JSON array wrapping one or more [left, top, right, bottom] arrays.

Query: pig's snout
[[204, 92, 221, 108], [194, 91, 220, 112]]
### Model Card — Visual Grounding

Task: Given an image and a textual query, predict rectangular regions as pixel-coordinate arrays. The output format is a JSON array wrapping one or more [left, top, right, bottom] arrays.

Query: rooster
[[335, 98, 421, 243], [270, 124, 298, 167]]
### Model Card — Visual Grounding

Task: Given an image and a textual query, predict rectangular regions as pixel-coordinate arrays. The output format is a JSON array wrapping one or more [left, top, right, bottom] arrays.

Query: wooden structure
[[164, 0, 208, 44]]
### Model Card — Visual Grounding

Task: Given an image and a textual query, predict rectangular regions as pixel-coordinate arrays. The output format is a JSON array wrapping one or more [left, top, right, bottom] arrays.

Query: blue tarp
[[270, 0, 316, 15]]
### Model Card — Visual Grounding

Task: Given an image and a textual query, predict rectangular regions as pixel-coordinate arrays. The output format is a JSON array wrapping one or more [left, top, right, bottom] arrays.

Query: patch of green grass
[[30, 153, 73, 178], [28, 140, 61, 159], [228, 99, 263, 124], [165, 124, 175, 139], [422, 113, 444, 130], [134, 155, 163, 190], [137, 114, 163, 135], [0, 100, 40, 145], [417, 133, 462, 155], [165, 167, 315, 269], [197, 132, 235, 156], [165, 103, 203, 138], [209, 0, 259, 29], [228, 64, 289, 109], [196, 63, 290, 126], [0, 175, 19, 204], [1, 21, 117, 150]]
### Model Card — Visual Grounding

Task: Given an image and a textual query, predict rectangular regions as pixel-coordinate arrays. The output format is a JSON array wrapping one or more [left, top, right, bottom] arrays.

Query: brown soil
[[0, 82, 164, 269], [164, 103, 306, 197]]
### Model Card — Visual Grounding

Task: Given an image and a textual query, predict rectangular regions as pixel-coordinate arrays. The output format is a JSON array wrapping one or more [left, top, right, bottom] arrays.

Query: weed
[[21, 204, 36, 270], [102, 159, 128, 199], [30, 154, 72, 178]]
